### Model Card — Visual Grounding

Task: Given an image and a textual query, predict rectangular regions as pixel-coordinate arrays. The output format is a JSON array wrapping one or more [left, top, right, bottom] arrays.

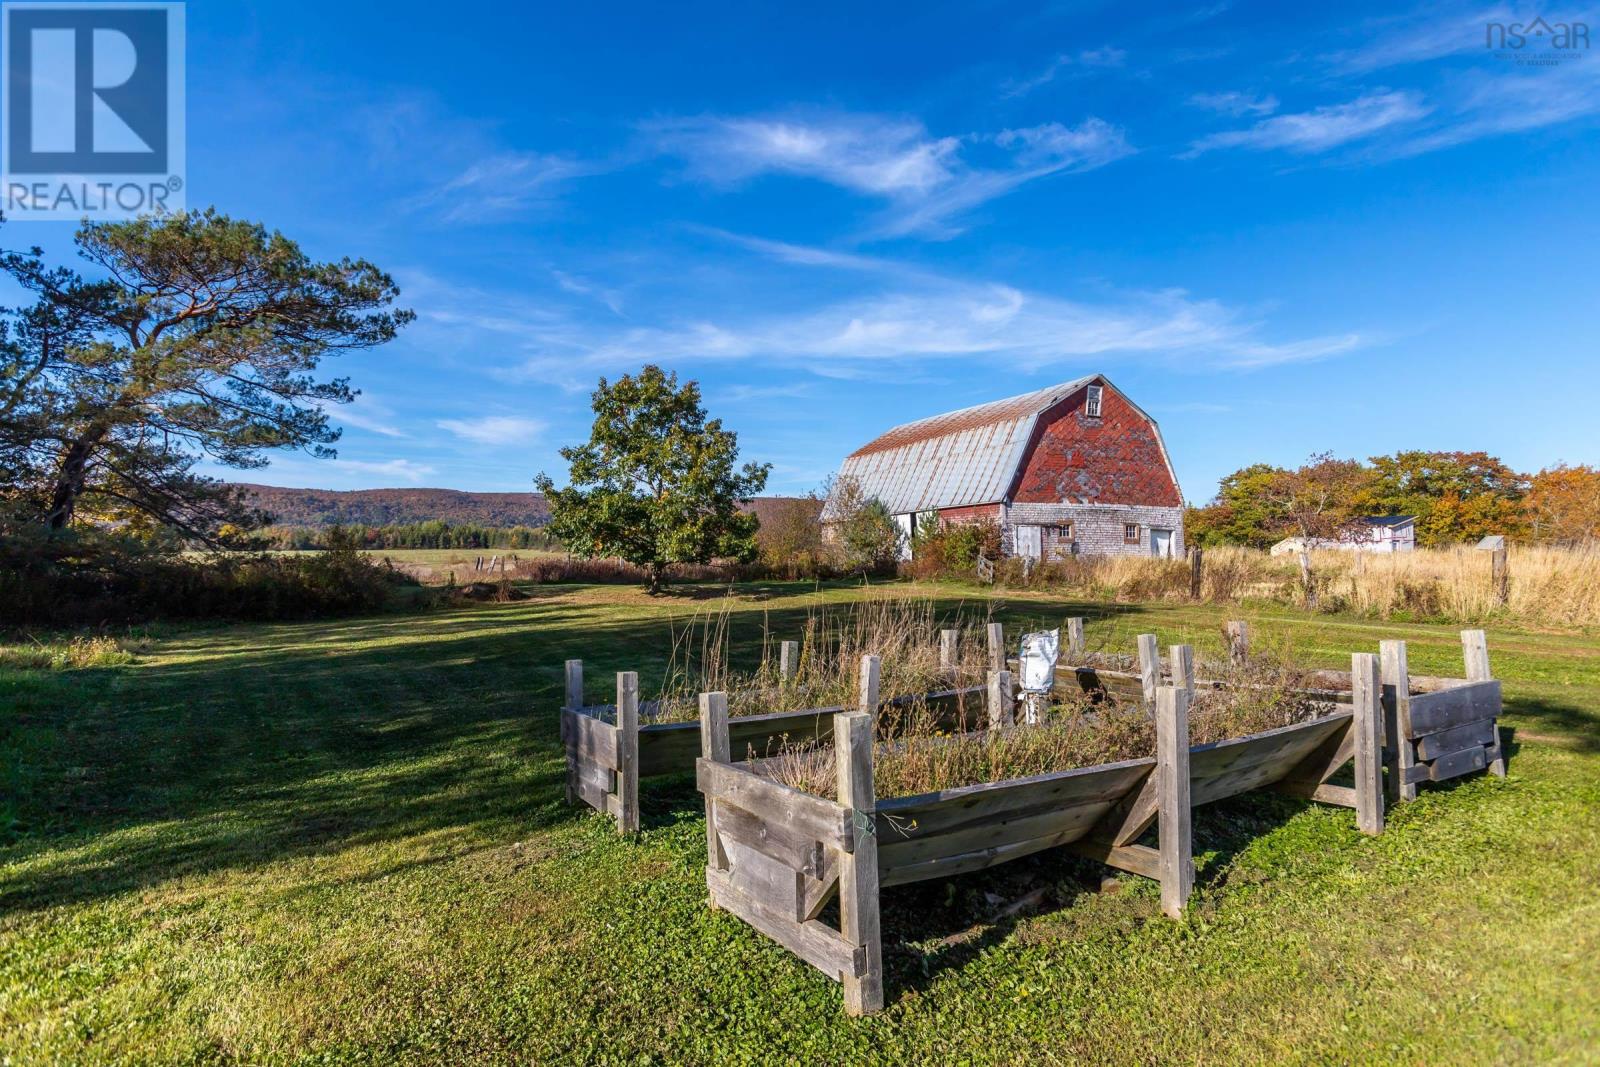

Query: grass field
[[3, 580, 1598, 1063]]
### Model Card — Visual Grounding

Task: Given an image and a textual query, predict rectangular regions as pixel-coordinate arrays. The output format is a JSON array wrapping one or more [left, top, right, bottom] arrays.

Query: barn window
[[1046, 523, 1073, 540], [1085, 385, 1103, 418], [1123, 522, 1140, 544]]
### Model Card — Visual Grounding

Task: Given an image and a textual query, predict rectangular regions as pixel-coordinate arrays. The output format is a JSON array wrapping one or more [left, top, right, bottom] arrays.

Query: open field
[[3, 581, 1598, 1063]]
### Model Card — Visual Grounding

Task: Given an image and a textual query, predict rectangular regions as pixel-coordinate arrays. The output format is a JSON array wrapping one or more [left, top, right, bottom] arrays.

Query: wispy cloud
[[552, 270, 624, 316], [649, 110, 1132, 237], [1001, 46, 1127, 98], [320, 395, 406, 439], [327, 458, 436, 483], [437, 415, 546, 445], [1183, 90, 1428, 156], [408, 152, 596, 222], [1188, 90, 1279, 117], [1325, 6, 1515, 73]]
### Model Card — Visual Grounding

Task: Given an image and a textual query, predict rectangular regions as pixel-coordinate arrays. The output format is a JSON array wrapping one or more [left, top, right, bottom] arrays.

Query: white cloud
[[552, 270, 624, 316], [319, 395, 405, 439], [1001, 46, 1128, 98], [1184, 90, 1429, 155], [437, 416, 546, 446], [327, 458, 435, 483], [1188, 90, 1279, 117], [649, 110, 1132, 237], [409, 152, 595, 222]]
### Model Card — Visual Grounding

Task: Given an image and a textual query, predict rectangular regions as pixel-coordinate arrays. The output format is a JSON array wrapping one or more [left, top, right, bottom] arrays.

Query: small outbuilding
[[822, 375, 1184, 559]]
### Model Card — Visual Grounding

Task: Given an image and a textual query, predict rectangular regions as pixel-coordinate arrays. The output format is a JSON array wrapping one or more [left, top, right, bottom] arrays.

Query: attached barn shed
[[823, 375, 1185, 559]]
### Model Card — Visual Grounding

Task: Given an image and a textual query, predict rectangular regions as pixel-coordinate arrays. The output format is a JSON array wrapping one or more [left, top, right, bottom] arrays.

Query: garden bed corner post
[[1351, 652, 1385, 835], [562, 659, 583, 804], [859, 655, 881, 719], [1461, 629, 1506, 777], [699, 691, 730, 903], [1065, 617, 1085, 662], [1169, 644, 1196, 696], [1156, 684, 1193, 919], [1138, 634, 1160, 707], [939, 629, 959, 680], [616, 671, 640, 834], [779, 641, 799, 683], [986, 622, 1005, 672], [1380, 641, 1417, 804], [1225, 621, 1250, 666], [987, 670, 1015, 730], [835, 709, 883, 1015]]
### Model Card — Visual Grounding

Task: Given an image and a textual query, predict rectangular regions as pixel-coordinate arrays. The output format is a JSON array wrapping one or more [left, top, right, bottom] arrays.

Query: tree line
[[261, 522, 558, 551], [1187, 451, 1600, 549]]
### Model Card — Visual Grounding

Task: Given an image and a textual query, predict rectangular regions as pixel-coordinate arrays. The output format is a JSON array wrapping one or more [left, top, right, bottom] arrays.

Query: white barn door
[[1150, 527, 1173, 558], [1014, 524, 1042, 560]]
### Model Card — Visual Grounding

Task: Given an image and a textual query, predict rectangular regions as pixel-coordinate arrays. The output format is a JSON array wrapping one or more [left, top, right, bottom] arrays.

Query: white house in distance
[[822, 375, 1185, 560], [1270, 516, 1418, 556]]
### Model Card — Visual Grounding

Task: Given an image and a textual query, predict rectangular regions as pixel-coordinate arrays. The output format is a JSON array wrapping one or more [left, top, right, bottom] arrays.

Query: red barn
[[823, 376, 1184, 559]]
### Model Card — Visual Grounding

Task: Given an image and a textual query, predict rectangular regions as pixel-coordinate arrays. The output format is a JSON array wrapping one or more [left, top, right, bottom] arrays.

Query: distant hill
[[235, 483, 815, 529], [235, 484, 551, 528]]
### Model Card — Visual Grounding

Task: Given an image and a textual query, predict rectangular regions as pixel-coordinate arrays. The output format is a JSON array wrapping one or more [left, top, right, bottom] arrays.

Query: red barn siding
[[1010, 386, 1181, 507]]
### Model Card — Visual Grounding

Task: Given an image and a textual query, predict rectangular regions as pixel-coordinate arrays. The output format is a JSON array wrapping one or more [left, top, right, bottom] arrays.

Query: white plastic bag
[[1019, 629, 1060, 694]]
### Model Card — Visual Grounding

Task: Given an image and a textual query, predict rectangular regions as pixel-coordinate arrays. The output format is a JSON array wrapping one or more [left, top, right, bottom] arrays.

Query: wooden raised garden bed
[[694, 631, 1507, 1015]]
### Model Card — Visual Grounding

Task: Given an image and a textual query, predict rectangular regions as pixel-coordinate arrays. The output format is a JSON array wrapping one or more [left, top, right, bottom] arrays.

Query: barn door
[[1015, 524, 1042, 560], [1150, 528, 1173, 558]]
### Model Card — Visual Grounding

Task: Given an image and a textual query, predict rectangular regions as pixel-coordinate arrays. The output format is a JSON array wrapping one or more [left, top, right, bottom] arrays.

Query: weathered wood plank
[[1461, 628, 1506, 778], [1225, 620, 1250, 664], [1157, 686, 1192, 918], [715, 798, 828, 877], [1138, 634, 1160, 706], [1170, 644, 1196, 694], [835, 710, 882, 1016], [874, 758, 1153, 839], [1273, 781, 1357, 806], [987, 622, 1005, 672], [707, 870, 862, 980], [564, 709, 619, 768], [616, 673, 640, 834], [1382, 640, 1417, 804], [881, 826, 1113, 888], [573, 775, 611, 813], [1407, 680, 1502, 738], [697, 759, 853, 851], [1407, 744, 1489, 784], [1068, 839, 1161, 880], [1094, 771, 1160, 847], [987, 670, 1014, 730], [564, 658, 584, 710], [1351, 652, 1384, 835], [1065, 617, 1085, 661], [724, 839, 805, 921], [1415, 717, 1497, 761], [701, 691, 730, 875], [877, 798, 1113, 871], [940, 629, 959, 677], [1188, 715, 1349, 785], [779, 640, 799, 680]]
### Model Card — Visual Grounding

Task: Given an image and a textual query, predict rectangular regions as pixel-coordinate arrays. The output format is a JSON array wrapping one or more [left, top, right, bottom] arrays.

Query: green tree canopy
[[0, 209, 412, 543], [535, 366, 770, 591]]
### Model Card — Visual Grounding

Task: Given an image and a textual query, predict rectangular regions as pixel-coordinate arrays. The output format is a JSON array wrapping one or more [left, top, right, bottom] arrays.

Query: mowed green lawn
[[3, 581, 1598, 1064]]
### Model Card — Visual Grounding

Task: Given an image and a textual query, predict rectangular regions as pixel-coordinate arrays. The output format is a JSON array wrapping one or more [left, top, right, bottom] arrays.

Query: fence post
[[1169, 644, 1195, 696], [1189, 547, 1204, 599], [1137, 633, 1160, 707], [779, 640, 799, 682], [1156, 685, 1193, 919], [562, 659, 584, 804], [858, 654, 881, 718], [835, 711, 883, 1016], [699, 691, 730, 886], [1491, 546, 1509, 605], [616, 672, 640, 834], [986, 622, 1005, 672], [1225, 621, 1250, 666], [939, 628, 960, 679], [1461, 629, 1505, 777], [1380, 640, 1416, 804], [987, 670, 1014, 730], [1065, 617, 1085, 662], [1351, 653, 1385, 835]]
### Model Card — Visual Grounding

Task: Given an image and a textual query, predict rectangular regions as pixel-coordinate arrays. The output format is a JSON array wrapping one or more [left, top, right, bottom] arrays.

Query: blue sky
[[13, 1, 1600, 501]]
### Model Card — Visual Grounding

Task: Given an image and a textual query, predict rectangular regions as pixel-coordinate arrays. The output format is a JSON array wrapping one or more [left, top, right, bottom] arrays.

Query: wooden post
[[1491, 546, 1509, 605], [779, 640, 799, 681], [1065, 617, 1085, 662], [835, 711, 883, 1016], [1189, 547, 1204, 599], [1462, 629, 1506, 776], [1351, 653, 1385, 835], [986, 622, 1005, 672], [1137, 633, 1160, 707], [939, 628, 959, 678], [1169, 644, 1195, 695], [616, 672, 640, 834], [987, 670, 1014, 730], [1225, 621, 1250, 666], [1156, 685, 1192, 919], [1381, 640, 1417, 804], [699, 692, 730, 879], [564, 659, 584, 710], [858, 654, 881, 717]]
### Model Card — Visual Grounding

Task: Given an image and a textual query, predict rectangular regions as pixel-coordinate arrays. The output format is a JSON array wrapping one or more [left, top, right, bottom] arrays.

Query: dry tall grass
[[980, 543, 1600, 627], [765, 654, 1334, 799], [646, 596, 994, 722]]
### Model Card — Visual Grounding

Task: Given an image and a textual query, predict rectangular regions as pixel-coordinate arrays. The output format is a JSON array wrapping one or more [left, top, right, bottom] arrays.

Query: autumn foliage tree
[[536, 366, 770, 592], [1525, 464, 1600, 544]]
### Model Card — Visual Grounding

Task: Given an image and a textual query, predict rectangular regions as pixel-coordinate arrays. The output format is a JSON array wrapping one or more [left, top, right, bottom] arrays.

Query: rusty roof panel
[[825, 377, 1096, 516]]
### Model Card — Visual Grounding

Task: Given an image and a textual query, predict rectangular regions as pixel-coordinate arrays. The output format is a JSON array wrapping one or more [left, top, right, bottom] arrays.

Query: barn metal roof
[[824, 376, 1097, 517]]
